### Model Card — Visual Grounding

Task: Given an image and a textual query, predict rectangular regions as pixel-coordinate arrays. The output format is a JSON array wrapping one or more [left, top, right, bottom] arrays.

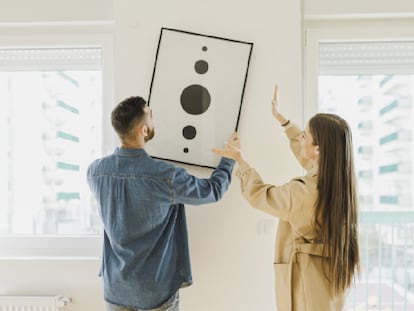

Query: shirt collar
[[307, 166, 318, 179], [115, 147, 148, 157]]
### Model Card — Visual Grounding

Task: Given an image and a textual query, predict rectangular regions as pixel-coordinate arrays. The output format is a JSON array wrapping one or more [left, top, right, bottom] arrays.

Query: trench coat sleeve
[[285, 123, 313, 171], [236, 163, 295, 221]]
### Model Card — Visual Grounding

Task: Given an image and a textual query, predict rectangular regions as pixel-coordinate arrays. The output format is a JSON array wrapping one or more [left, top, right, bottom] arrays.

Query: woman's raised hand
[[211, 132, 244, 163], [272, 84, 280, 119], [271, 84, 289, 126]]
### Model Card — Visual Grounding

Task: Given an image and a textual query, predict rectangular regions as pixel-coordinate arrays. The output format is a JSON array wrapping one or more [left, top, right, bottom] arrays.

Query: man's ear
[[140, 124, 148, 137]]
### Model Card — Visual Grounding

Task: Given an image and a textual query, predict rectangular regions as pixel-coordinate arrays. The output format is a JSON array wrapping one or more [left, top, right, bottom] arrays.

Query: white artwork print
[[147, 28, 253, 168]]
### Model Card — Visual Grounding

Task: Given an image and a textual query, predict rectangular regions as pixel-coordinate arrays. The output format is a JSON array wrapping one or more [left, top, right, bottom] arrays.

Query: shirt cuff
[[283, 121, 295, 131], [220, 157, 236, 166]]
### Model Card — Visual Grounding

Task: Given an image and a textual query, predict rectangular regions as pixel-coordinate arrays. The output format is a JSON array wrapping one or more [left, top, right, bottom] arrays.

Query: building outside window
[[0, 48, 103, 237]]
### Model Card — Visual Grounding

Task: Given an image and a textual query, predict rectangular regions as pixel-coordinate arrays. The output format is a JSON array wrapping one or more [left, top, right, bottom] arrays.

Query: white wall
[[112, 2, 302, 310], [0, 0, 113, 22], [0, 0, 302, 310], [0, 259, 102, 309]]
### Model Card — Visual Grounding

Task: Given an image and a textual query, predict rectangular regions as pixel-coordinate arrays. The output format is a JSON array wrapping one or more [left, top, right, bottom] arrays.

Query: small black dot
[[202, 46, 207, 51], [183, 148, 189, 153], [195, 60, 208, 74]]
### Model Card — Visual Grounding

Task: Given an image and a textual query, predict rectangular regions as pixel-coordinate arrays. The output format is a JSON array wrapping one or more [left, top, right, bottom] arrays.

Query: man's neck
[[121, 139, 145, 149]]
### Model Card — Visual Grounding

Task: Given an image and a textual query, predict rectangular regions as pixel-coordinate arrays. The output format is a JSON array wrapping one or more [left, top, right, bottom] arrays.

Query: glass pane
[[319, 75, 413, 212], [319, 74, 414, 310], [0, 70, 102, 235]]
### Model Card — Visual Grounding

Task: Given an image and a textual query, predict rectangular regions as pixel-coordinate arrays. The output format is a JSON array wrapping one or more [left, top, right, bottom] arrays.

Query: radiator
[[0, 295, 71, 311]]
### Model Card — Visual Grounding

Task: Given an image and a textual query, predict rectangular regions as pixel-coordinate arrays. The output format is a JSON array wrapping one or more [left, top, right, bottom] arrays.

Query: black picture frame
[[147, 27, 253, 168]]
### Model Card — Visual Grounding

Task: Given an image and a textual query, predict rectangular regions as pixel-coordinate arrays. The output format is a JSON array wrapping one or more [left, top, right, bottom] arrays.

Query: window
[[0, 27, 114, 257], [305, 24, 414, 310], [0, 48, 102, 235]]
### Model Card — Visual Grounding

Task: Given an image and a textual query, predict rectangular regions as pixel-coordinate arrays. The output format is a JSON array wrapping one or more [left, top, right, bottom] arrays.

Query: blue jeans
[[105, 292, 179, 311]]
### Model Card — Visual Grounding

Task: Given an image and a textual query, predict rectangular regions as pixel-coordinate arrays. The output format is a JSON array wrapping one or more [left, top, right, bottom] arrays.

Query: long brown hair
[[309, 113, 360, 295]]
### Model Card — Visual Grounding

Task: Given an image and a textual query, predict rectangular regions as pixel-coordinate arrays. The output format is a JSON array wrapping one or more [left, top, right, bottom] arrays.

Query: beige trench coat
[[236, 124, 346, 310]]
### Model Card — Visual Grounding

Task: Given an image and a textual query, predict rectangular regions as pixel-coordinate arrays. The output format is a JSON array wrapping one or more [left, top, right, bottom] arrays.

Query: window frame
[[303, 16, 414, 120], [0, 21, 115, 259]]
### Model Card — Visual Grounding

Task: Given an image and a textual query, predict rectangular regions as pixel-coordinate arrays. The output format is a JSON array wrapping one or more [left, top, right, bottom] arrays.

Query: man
[[87, 96, 234, 311]]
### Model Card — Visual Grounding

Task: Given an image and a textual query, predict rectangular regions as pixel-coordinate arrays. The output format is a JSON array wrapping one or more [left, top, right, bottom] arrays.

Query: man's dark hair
[[111, 96, 147, 139]]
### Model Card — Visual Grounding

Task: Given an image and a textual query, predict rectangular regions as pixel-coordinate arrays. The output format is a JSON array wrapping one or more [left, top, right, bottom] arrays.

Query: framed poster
[[147, 27, 253, 168]]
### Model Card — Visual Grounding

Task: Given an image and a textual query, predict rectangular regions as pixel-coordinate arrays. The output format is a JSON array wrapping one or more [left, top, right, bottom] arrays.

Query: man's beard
[[145, 127, 155, 142]]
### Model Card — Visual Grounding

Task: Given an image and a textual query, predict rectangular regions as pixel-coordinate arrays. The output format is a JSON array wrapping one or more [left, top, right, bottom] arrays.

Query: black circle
[[183, 148, 189, 153], [180, 84, 211, 115], [183, 125, 197, 140], [202, 46, 207, 51], [195, 60, 208, 74]]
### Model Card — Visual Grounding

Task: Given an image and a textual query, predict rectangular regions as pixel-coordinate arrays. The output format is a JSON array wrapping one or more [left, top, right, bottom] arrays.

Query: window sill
[[0, 235, 102, 259]]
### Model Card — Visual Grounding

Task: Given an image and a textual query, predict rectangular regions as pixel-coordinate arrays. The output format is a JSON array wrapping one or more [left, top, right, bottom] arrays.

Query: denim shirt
[[87, 147, 234, 309]]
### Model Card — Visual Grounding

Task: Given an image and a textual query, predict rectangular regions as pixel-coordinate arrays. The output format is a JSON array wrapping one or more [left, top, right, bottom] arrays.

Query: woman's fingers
[[273, 84, 279, 103]]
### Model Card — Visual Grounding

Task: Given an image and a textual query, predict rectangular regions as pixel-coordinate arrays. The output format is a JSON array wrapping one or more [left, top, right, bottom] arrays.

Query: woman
[[212, 85, 360, 310]]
